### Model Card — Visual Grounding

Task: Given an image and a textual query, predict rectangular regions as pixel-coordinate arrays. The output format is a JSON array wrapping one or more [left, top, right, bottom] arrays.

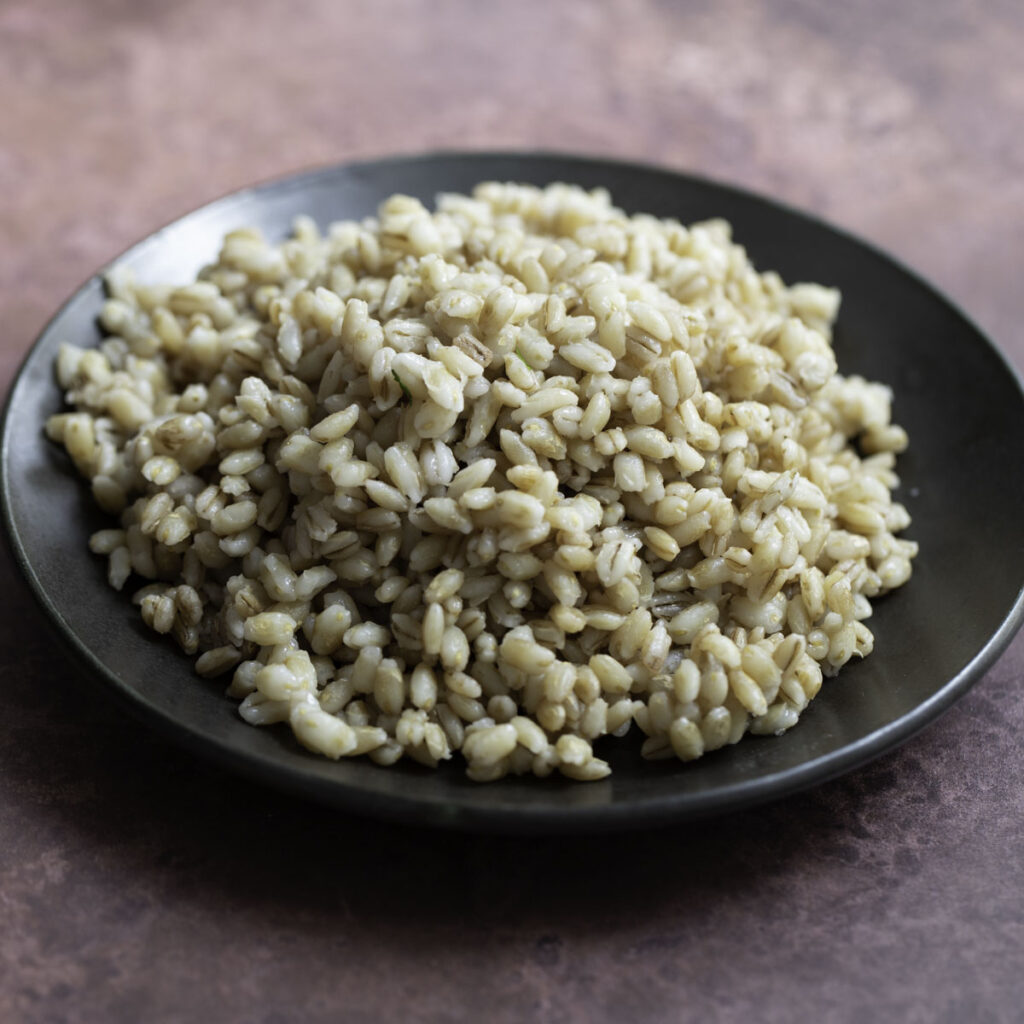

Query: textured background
[[2, 1, 1022, 1021]]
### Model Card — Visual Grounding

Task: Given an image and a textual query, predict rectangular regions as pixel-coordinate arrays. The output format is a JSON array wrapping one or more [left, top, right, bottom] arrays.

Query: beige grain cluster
[[47, 182, 915, 781]]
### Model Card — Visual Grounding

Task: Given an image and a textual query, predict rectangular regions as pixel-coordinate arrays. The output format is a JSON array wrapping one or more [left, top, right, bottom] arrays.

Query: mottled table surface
[[2, 1, 1022, 1021]]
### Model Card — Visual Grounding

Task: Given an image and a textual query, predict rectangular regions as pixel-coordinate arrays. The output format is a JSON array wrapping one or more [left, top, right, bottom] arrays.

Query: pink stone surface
[[1, 1, 1022, 1021]]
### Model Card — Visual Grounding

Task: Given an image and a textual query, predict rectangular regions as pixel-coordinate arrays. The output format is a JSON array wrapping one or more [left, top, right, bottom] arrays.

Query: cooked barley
[[49, 181, 914, 782]]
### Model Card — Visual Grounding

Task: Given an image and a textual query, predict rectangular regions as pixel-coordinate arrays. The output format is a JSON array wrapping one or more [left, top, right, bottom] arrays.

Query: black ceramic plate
[[3, 153, 1023, 833]]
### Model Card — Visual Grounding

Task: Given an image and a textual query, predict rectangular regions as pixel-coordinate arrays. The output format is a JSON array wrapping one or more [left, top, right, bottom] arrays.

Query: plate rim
[[3, 149, 1024, 833]]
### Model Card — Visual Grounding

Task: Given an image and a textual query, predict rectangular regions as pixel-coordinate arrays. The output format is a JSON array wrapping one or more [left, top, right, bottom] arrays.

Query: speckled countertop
[[2, 2, 1023, 1021]]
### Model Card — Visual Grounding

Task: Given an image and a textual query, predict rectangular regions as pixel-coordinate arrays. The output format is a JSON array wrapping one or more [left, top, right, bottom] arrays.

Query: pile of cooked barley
[[46, 182, 915, 781]]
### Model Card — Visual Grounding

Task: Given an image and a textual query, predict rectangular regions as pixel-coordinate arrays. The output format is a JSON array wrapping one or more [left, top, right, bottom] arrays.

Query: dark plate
[[3, 153, 1023, 833]]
